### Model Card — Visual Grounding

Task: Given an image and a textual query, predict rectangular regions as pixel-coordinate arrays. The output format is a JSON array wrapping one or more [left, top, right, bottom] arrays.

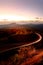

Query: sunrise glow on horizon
[[0, 0, 43, 24], [0, 15, 37, 22]]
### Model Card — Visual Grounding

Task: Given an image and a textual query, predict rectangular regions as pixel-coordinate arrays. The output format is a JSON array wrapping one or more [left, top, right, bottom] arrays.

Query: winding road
[[0, 32, 42, 53]]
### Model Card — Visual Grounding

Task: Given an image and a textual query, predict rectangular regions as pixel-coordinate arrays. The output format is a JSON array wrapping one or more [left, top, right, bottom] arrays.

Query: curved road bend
[[0, 33, 42, 53]]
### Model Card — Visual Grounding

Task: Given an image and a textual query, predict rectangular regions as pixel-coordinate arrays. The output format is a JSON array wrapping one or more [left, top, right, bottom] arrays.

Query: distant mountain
[[27, 24, 43, 30], [22, 24, 43, 32], [0, 23, 18, 28], [0, 22, 43, 32]]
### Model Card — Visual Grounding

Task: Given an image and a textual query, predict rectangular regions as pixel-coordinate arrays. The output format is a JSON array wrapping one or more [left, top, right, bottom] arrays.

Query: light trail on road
[[13, 33, 42, 48], [0, 33, 42, 53]]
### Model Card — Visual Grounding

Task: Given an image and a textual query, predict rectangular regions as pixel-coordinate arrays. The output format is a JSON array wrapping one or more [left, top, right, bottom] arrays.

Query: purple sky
[[0, 0, 43, 21]]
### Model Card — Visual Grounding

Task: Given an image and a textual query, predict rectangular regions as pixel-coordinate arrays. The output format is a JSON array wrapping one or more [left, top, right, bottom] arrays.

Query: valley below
[[0, 24, 43, 65]]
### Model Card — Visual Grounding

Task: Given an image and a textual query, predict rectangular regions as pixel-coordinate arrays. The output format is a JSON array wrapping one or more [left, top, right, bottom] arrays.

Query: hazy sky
[[0, 0, 43, 21]]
